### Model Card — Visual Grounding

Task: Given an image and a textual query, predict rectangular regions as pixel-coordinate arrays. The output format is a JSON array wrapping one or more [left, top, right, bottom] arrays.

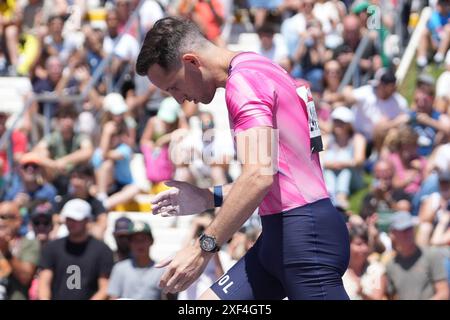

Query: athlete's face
[[147, 55, 216, 105]]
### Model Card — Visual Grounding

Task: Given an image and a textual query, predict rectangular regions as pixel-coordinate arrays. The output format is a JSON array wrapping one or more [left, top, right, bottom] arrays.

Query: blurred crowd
[[0, 0, 449, 300]]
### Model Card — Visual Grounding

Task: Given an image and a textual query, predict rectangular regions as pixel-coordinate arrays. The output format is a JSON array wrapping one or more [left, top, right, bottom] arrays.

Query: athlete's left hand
[[156, 243, 213, 293]]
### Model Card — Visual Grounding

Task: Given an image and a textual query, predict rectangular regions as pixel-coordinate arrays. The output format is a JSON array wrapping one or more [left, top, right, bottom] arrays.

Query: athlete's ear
[[182, 54, 201, 69]]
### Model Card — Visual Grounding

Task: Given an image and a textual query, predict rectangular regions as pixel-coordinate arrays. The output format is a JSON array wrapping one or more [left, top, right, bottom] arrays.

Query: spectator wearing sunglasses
[[0, 201, 40, 300], [26, 201, 54, 300], [1, 153, 57, 207]]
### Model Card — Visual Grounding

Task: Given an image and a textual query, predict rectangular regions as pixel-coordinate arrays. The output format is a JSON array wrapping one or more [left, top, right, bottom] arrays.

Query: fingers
[[151, 189, 176, 206], [155, 257, 172, 268], [173, 277, 191, 293], [159, 267, 175, 291], [164, 180, 184, 189], [165, 269, 186, 293]]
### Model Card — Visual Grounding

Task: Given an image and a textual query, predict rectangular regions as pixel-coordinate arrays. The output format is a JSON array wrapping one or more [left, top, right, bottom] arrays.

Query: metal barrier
[[337, 33, 372, 92], [395, 6, 432, 86]]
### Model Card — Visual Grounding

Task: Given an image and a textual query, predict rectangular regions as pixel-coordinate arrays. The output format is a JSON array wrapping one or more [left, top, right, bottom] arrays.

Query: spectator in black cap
[[112, 216, 132, 262], [29, 200, 54, 246], [383, 211, 449, 300], [108, 220, 168, 300]]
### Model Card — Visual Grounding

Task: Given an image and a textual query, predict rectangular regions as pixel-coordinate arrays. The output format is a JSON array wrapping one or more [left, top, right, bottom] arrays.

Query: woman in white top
[[321, 106, 366, 209], [343, 224, 386, 300]]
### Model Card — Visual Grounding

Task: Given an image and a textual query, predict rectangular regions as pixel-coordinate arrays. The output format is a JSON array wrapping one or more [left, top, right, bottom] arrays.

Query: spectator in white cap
[[321, 106, 366, 209], [102, 92, 136, 148], [140, 97, 191, 190], [37, 198, 114, 300], [383, 211, 449, 300]]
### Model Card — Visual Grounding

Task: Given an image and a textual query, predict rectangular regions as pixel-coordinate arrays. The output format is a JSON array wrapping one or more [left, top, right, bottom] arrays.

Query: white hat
[[103, 93, 128, 115], [331, 106, 354, 124], [389, 211, 417, 231], [61, 199, 92, 221], [157, 97, 181, 124]]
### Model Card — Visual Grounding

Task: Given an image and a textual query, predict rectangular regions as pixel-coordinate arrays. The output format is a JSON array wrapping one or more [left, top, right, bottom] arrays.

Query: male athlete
[[135, 17, 350, 300]]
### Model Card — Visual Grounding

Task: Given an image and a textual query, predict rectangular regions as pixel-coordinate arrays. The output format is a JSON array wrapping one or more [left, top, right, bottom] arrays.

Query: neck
[[398, 244, 417, 258], [348, 257, 366, 276], [135, 255, 151, 267], [24, 180, 39, 191], [335, 133, 350, 146], [203, 46, 241, 89], [69, 233, 89, 243], [61, 130, 73, 140]]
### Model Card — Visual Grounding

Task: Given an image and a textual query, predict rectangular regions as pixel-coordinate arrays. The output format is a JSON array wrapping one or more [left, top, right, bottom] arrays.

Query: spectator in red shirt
[[0, 111, 28, 176]]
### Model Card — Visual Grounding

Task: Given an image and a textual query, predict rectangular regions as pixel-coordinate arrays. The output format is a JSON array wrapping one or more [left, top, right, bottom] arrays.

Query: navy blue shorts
[[211, 198, 350, 300]]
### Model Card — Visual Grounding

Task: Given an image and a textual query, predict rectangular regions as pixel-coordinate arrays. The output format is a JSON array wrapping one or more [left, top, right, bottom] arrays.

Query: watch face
[[201, 236, 216, 252]]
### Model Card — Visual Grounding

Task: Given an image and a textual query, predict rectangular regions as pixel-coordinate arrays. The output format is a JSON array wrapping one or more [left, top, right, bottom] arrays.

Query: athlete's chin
[[201, 93, 215, 105]]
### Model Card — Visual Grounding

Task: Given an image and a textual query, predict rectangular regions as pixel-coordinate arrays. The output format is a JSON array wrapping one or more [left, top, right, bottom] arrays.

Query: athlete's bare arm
[[155, 126, 276, 294]]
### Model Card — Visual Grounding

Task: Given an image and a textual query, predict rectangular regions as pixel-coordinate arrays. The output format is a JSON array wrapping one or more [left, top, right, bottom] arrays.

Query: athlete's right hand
[[151, 181, 214, 217]]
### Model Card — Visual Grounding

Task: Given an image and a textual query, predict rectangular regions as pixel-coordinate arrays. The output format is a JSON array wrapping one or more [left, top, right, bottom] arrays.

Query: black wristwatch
[[199, 233, 220, 253]]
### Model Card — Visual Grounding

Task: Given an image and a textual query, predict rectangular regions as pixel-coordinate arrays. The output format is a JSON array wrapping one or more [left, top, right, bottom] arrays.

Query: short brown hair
[[136, 17, 208, 76]]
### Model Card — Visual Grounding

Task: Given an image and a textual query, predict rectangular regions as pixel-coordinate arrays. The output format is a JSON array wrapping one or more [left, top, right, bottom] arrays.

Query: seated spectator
[[343, 224, 385, 300], [247, 0, 282, 29], [0, 0, 20, 75], [137, 0, 165, 35], [2, 153, 57, 207], [37, 199, 114, 300], [115, 0, 139, 38], [435, 50, 450, 114], [280, 0, 307, 58], [178, 0, 225, 47], [53, 165, 107, 240], [103, 9, 139, 80], [107, 221, 167, 300], [112, 216, 132, 262], [332, 14, 382, 85], [42, 15, 78, 63], [389, 126, 427, 197], [101, 92, 136, 149], [32, 56, 80, 115], [92, 110, 140, 211], [28, 200, 54, 246], [191, 111, 235, 186], [360, 160, 412, 231], [140, 97, 188, 187], [398, 74, 450, 157], [383, 211, 449, 300], [26, 200, 54, 300], [417, 171, 450, 246], [255, 22, 288, 65], [33, 104, 94, 195], [0, 110, 27, 176], [416, 0, 450, 68], [321, 60, 346, 109], [413, 132, 450, 214], [321, 106, 366, 209], [343, 68, 408, 147], [0, 201, 39, 300], [291, 17, 327, 92]]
